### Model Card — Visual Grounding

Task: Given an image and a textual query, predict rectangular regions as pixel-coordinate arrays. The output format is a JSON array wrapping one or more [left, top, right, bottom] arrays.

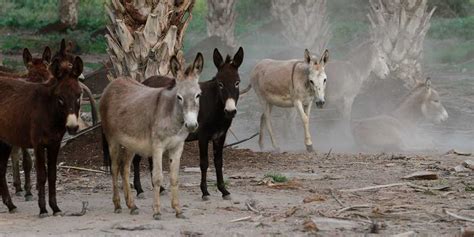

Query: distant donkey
[[243, 49, 329, 152], [130, 47, 244, 201], [351, 78, 448, 151], [325, 40, 390, 119], [100, 53, 203, 220]]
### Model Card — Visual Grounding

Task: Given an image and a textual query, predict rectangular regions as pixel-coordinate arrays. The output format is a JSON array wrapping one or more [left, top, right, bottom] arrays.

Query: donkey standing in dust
[[100, 53, 203, 220], [351, 78, 448, 151], [325, 40, 390, 119], [247, 49, 329, 152]]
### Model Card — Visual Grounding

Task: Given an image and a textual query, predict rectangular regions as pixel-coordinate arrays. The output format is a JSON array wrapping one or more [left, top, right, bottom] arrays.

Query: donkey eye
[[235, 81, 240, 87], [196, 93, 201, 99], [218, 82, 224, 89], [433, 100, 439, 103], [177, 95, 183, 101], [324, 78, 327, 83], [309, 80, 315, 85]]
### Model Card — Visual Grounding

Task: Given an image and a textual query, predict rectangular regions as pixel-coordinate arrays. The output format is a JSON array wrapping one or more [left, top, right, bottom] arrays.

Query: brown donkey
[[3, 41, 97, 202], [0, 56, 83, 217]]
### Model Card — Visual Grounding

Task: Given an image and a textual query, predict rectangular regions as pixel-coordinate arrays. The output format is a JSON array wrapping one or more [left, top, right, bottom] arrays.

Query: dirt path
[[1, 137, 473, 236]]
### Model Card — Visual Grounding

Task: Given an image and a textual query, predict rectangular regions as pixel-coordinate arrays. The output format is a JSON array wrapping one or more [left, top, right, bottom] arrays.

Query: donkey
[[130, 47, 244, 200], [326, 40, 390, 119], [0, 56, 83, 217], [246, 49, 329, 152], [100, 53, 203, 220], [351, 78, 448, 151], [5, 42, 97, 201]]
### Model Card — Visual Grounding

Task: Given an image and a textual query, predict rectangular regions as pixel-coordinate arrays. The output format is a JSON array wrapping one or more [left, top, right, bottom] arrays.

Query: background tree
[[368, 0, 436, 87], [271, 0, 330, 53], [59, 0, 79, 29], [105, 0, 195, 81], [206, 0, 237, 48]]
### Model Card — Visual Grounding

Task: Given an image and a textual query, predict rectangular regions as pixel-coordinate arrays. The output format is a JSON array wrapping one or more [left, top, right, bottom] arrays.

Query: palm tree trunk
[[106, 0, 195, 82], [206, 0, 237, 48], [271, 0, 330, 52], [59, 0, 79, 29], [368, 0, 436, 86]]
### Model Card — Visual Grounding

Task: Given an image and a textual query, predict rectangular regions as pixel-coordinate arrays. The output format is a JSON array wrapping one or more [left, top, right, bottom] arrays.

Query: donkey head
[[171, 53, 203, 132], [419, 78, 448, 124], [50, 56, 83, 135], [213, 47, 244, 118], [22, 47, 53, 83], [304, 49, 329, 108], [369, 43, 390, 79], [52, 39, 85, 80]]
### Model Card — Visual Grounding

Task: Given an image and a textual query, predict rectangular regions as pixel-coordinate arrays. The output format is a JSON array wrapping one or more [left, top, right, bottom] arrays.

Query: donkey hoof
[[130, 207, 139, 215], [202, 195, 210, 201], [222, 195, 232, 200], [306, 145, 314, 153], [153, 213, 161, 220], [53, 211, 64, 217], [9, 207, 17, 213], [176, 213, 187, 219], [114, 208, 122, 214], [39, 213, 49, 218], [15, 191, 24, 197], [24, 195, 33, 202], [137, 193, 145, 199]]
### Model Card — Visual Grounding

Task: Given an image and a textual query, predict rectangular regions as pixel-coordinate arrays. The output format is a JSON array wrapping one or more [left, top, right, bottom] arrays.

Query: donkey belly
[[258, 92, 294, 108], [116, 134, 154, 157]]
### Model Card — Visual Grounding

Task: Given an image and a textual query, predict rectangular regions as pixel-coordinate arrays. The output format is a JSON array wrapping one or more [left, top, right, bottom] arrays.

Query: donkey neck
[[348, 44, 376, 81], [158, 87, 185, 131], [390, 93, 424, 125]]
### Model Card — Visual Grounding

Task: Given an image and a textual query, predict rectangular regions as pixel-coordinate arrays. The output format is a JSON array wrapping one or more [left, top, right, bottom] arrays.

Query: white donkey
[[247, 49, 329, 152], [100, 53, 203, 220]]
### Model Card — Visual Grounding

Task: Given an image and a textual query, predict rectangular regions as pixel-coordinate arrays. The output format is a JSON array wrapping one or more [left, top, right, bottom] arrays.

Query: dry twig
[[445, 210, 474, 223], [340, 182, 408, 192], [58, 165, 106, 174]]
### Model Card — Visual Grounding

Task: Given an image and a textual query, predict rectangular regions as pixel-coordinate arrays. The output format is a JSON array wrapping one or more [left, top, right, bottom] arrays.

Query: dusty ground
[[0, 129, 473, 236]]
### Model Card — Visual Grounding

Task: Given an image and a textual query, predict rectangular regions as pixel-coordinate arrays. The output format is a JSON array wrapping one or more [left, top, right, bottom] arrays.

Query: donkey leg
[[108, 142, 122, 213], [263, 104, 279, 152], [34, 146, 48, 217], [151, 146, 164, 220], [22, 149, 33, 201], [295, 100, 313, 152], [0, 142, 16, 213], [258, 113, 266, 151], [213, 135, 231, 199], [121, 149, 139, 215], [46, 143, 62, 215], [169, 142, 185, 218], [11, 147, 23, 196], [198, 137, 210, 200], [132, 154, 145, 198], [148, 157, 165, 193]]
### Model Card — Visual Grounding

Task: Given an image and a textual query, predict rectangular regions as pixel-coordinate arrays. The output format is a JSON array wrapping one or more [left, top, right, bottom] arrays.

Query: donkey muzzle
[[315, 100, 325, 109], [185, 122, 199, 132], [224, 99, 237, 118], [67, 126, 79, 135]]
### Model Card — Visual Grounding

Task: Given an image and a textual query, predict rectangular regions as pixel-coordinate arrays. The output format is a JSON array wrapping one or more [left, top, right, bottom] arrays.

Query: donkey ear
[[232, 47, 244, 68], [304, 49, 311, 63], [42, 46, 52, 64], [319, 49, 329, 65], [72, 56, 84, 78], [169, 56, 181, 78], [50, 58, 62, 79], [59, 39, 67, 55], [193, 52, 204, 75], [23, 48, 33, 67], [213, 48, 223, 68]]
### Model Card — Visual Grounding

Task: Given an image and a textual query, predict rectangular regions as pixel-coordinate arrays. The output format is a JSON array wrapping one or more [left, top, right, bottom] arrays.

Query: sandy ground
[[1, 132, 473, 236]]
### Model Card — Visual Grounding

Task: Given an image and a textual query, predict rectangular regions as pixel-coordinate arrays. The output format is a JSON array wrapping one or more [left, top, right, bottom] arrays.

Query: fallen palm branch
[[445, 210, 474, 223], [58, 164, 106, 174], [61, 123, 102, 144], [340, 182, 409, 192]]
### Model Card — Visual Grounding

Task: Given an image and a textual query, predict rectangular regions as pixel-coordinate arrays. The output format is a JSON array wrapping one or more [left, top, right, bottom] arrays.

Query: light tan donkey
[[248, 49, 329, 152], [100, 53, 203, 220]]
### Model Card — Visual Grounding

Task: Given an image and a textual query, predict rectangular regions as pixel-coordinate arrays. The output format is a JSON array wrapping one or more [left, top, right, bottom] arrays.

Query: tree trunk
[[59, 0, 79, 29], [206, 0, 237, 48], [105, 0, 195, 82], [271, 0, 330, 52], [368, 0, 436, 87]]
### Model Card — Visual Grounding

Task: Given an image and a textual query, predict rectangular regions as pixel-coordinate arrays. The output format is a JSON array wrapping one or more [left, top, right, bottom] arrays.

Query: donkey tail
[[102, 131, 111, 173], [239, 84, 252, 95]]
